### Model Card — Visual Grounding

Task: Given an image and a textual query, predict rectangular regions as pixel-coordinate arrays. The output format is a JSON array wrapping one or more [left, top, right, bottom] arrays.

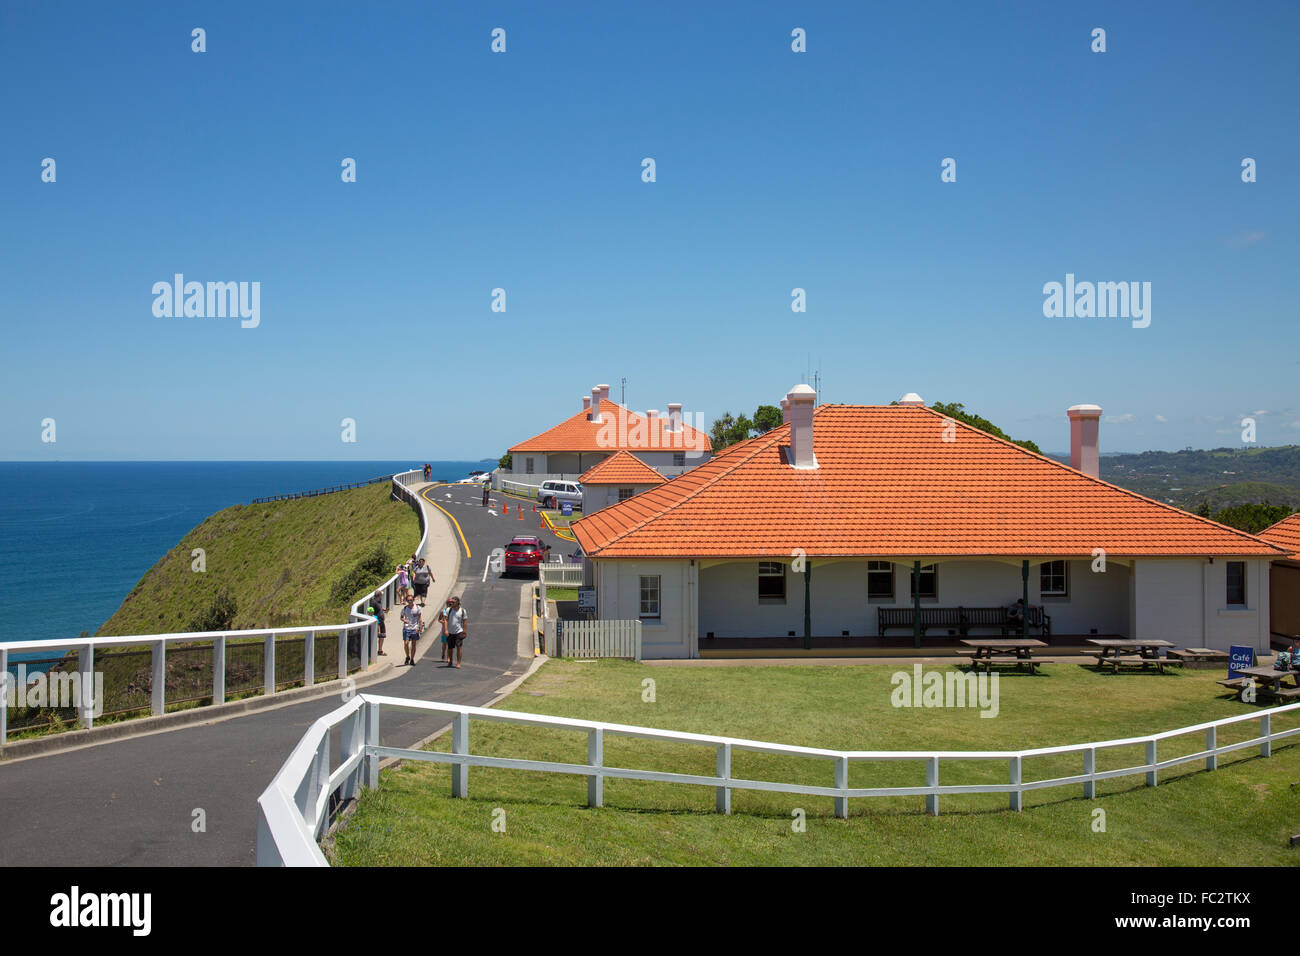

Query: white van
[[538, 480, 583, 509]]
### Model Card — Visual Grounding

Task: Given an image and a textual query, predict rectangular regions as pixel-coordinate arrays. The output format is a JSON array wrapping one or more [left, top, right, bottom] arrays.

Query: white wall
[[698, 558, 1129, 638], [594, 559, 695, 659], [582, 483, 658, 515], [1131, 558, 1271, 653]]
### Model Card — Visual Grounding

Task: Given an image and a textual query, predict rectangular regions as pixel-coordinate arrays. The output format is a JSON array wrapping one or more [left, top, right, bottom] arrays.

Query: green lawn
[[332, 660, 1300, 866], [544, 587, 578, 602]]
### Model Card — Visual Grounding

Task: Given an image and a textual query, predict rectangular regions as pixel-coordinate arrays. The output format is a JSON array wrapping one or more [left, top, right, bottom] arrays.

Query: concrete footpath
[[0, 481, 558, 866]]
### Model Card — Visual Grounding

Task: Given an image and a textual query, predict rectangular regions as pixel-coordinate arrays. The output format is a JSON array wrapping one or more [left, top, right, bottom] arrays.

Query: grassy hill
[[98, 482, 421, 637]]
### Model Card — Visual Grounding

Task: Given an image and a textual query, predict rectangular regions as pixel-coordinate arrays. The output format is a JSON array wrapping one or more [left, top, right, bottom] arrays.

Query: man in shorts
[[442, 595, 468, 669], [412, 557, 433, 607], [400, 593, 422, 666], [367, 589, 387, 658]]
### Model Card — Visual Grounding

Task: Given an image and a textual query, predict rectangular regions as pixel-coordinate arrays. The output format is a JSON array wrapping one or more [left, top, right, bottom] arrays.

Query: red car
[[504, 536, 549, 575]]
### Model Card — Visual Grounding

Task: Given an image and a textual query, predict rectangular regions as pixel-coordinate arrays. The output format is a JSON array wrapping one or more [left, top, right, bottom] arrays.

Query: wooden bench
[[1094, 654, 1178, 674], [967, 654, 1048, 674], [878, 606, 1052, 637]]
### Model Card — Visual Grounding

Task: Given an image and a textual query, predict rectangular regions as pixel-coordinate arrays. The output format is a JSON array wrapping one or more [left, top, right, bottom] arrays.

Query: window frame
[[758, 561, 786, 603], [866, 560, 894, 601], [1039, 560, 1068, 597], [1226, 561, 1246, 606], [617, 487, 635, 502], [672, 452, 686, 467], [908, 563, 938, 600], [639, 575, 661, 620]]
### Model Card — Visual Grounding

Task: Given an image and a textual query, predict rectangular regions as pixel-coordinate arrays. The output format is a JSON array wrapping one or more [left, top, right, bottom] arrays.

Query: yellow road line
[[421, 484, 472, 558]]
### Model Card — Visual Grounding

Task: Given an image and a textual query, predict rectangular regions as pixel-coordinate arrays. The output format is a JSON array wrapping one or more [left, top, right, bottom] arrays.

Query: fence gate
[[558, 620, 642, 661]]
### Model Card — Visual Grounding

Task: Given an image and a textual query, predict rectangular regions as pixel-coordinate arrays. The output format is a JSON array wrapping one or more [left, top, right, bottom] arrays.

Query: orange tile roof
[[1260, 513, 1300, 561], [510, 399, 713, 455], [579, 451, 666, 486], [571, 405, 1288, 560]]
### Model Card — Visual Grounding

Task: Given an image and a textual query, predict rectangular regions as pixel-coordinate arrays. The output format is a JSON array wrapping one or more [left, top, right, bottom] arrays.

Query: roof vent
[[666, 402, 683, 432], [786, 384, 818, 470], [1067, 404, 1103, 478], [591, 387, 603, 424], [899, 392, 925, 407]]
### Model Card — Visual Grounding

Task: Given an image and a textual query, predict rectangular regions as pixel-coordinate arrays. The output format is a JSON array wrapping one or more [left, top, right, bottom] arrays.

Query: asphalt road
[[0, 481, 565, 866]]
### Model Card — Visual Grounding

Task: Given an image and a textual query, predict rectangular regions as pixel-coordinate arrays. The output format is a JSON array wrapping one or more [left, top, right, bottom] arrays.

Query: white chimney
[[582, 395, 591, 416], [591, 387, 603, 424], [899, 392, 925, 407], [786, 384, 818, 470], [666, 402, 682, 432], [597, 383, 611, 405], [780, 398, 790, 424], [1068, 404, 1102, 478], [646, 410, 659, 447]]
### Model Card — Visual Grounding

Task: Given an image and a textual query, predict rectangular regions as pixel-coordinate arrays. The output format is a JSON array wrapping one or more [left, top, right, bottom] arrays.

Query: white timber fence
[[558, 620, 642, 660], [257, 695, 1300, 866], [0, 470, 429, 745]]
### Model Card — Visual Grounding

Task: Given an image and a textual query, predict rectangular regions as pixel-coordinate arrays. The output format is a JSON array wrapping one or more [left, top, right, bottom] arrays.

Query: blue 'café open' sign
[[1228, 645, 1255, 678]]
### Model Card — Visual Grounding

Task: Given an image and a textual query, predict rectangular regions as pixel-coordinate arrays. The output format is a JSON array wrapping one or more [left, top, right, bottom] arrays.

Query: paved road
[[0, 481, 568, 866]]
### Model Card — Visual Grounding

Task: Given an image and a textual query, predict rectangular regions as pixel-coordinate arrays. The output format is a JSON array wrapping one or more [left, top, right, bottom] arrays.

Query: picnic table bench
[[960, 638, 1048, 673], [878, 606, 1052, 637], [1087, 639, 1181, 673], [1218, 665, 1300, 701], [1167, 647, 1230, 668]]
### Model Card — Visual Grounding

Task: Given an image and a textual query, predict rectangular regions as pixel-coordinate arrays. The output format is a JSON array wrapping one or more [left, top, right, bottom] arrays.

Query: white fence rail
[[0, 470, 429, 744], [558, 620, 641, 660], [540, 565, 585, 587], [256, 694, 1300, 866]]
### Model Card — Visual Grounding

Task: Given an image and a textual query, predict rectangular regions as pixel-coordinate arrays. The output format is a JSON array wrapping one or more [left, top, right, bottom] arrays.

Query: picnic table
[[1217, 664, 1300, 702], [961, 638, 1048, 673], [1166, 647, 1230, 668], [1087, 638, 1181, 673]]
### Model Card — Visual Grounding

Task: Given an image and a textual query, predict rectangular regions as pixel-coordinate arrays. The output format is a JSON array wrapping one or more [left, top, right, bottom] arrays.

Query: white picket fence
[[257, 694, 1300, 866], [540, 565, 584, 587], [559, 620, 642, 660]]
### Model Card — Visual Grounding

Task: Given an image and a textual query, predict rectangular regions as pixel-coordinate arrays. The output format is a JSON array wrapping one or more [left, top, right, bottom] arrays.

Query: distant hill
[[1048, 445, 1300, 511]]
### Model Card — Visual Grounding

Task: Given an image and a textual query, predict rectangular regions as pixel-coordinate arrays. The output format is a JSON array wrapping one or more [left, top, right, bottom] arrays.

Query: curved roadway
[[0, 481, 567, 866]]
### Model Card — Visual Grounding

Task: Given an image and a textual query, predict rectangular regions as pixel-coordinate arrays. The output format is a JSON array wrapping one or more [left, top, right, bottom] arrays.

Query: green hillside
[[98, 482, 421, 637]]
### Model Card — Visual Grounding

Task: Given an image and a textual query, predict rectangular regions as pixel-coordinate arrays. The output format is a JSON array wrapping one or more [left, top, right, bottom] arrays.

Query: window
[[867, 561, 894, 599], [908, 564, 937, 599], [525, 458, 535, 475], [1226, 562, 1246, 606], [1040, 560, 1068, 596], [617, 487, 635, 502], [639, 575, 661, 619], [758, 562, 786, 602], [673, 452, 686, 467]]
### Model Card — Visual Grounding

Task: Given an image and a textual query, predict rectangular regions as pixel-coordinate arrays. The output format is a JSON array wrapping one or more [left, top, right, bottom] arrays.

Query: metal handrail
[[256, 694, 1300, 866]]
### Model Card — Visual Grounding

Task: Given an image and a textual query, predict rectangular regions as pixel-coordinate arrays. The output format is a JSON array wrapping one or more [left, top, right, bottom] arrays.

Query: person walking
[[482, 479, 490, 507], [399, 593, 422, 666], [368, 589, 387, 657], [412, 557, 434, 608], [396, 563, 411, 603], [437, 598, 453, 662], [443, 595, 468, 669]]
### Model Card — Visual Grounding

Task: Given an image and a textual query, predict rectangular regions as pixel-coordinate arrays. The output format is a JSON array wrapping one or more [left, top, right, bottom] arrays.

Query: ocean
[[0, 461, 492, 646]]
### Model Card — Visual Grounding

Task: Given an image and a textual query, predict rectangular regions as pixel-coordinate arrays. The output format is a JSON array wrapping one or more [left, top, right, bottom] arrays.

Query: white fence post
[[716, 743, 732, 814], [151, 640, 165, 716], [337, 628, 347, 681], [78, 644, 94, 730], [588, 728, 603, 808], [265, 633, 276, 697], [834, 756, 848, 819], [1009, 756, 1023, 811], [1261, 713, 1271, 757], [925, 757, 939, 816], [365, 699, 380, 789], [0, 647, 8, 744], [1205, 726, 1217, 771], [1083, 748, 1096, 799], [213, 635, 226, 705], [1145, 739, 1158, 787], [341, 707, 363, 803], [451, 712, 469, 798], [304, 629, 316, 687]]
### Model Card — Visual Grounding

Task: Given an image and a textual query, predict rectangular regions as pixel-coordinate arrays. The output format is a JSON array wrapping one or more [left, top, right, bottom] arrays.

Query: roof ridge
[[912, 405, 1290, 556], [583, 425, 791, 551]]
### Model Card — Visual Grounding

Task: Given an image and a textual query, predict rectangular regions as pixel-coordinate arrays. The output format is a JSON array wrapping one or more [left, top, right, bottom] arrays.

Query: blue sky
[[2, 0, 1297, 459]]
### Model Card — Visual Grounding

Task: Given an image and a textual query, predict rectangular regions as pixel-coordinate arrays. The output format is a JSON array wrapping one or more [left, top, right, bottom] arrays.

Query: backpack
[[1275, 650, 1291, 670]]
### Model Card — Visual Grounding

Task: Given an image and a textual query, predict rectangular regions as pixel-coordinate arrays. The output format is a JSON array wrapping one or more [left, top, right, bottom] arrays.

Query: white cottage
[[579, 451, 666, 515], [571, 386, 1286, 660]]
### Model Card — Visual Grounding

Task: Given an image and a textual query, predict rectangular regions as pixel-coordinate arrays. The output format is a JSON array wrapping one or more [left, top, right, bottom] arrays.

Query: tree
[[753, 405, 782, 434], [190, 588, 237, 632], [498, 452, 512, 470], [710, 412, 756, 450], [1206, 502, 1292, 534], [927, 401, 1043, 455]]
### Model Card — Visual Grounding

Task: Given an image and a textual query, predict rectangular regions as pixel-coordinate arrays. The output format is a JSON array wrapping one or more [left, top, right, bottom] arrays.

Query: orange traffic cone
[[517, 507, 524, 520], [503, 503, 509, 515]]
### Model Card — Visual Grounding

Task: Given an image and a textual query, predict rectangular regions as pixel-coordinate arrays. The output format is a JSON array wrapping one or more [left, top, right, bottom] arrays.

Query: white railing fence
[[559, 620, 641, 660], [540, 565, 585, 587], [256, 694, 1300, 866], [0, 471, 429, 745]]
